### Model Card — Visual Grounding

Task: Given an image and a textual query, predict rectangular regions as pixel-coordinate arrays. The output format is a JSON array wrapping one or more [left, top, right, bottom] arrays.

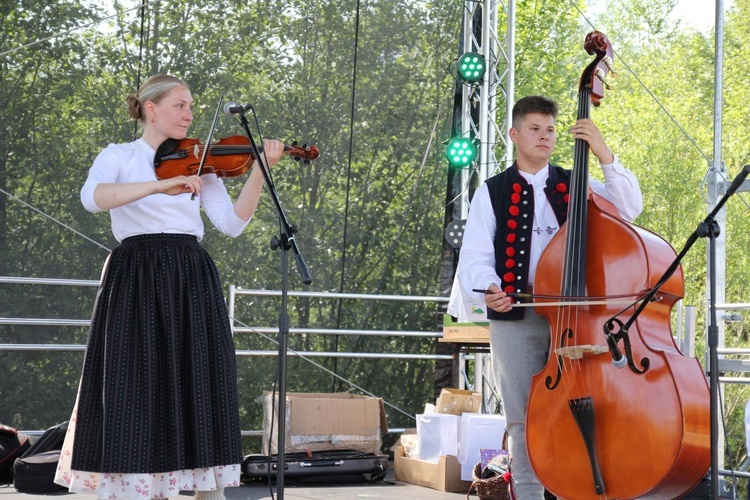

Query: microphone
[[603, 319, 627, 369], [605, 332, 627, 369], [223, 102, 253, 116]]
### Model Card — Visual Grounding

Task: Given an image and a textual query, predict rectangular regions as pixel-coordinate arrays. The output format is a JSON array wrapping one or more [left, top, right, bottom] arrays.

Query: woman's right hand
[[157, 175, 203, 196]]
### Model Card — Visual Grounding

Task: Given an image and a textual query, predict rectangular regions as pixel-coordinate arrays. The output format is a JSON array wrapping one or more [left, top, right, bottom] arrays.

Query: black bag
[[0, 424, 31, 484], [13, 451, 64, 493], [242, 449, 388, 484], [21, 421, 68, 456], [12, 421, 69, 494]]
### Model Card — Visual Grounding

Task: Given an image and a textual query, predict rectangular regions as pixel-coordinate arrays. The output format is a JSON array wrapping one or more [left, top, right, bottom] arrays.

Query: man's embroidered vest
[[485, 164, 571, 320]]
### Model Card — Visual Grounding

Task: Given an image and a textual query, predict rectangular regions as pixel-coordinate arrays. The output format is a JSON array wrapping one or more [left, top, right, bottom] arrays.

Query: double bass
[[525, 31, 710, 499]]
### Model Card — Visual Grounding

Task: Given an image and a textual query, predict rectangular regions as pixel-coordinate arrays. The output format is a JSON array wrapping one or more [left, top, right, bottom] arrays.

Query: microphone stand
[[234, 109, 312, 500], [604, 164, 750, 499]]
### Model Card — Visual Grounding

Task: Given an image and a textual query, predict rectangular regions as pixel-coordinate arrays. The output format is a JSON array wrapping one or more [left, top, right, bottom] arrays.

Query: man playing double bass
[[457, 95, 642, 499]]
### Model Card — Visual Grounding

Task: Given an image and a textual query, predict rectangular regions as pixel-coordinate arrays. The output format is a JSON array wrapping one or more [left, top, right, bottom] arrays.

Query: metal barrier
[[0, 276, 453, 437], [687, 301, 750, 495], [6, 275, 750, 493]]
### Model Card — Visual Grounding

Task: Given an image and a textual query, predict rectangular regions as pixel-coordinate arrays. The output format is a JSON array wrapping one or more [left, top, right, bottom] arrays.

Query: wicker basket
[[466, 462, 511, 500]]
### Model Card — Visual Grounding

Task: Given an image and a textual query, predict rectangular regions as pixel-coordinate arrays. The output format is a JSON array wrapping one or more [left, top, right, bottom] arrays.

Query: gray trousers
[[489, 313, 550, 499]]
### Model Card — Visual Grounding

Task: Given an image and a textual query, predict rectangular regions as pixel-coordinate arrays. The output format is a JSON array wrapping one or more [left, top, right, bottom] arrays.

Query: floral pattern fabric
[[54, 398, 240, 499]]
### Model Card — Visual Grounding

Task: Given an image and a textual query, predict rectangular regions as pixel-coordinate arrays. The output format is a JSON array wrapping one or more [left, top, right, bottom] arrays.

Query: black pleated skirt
[[71, 233, 242, 474]]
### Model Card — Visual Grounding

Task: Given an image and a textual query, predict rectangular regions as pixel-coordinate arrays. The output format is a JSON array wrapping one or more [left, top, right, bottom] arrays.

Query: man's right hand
[[484, 284, 513, 313]]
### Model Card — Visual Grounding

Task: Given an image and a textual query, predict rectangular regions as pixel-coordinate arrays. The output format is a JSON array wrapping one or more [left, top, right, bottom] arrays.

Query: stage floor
[[0, 465, 472, 500]]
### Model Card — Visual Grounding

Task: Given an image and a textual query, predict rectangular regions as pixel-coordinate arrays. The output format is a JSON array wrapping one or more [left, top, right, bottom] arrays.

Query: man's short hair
[[512, 96, 558, 128]]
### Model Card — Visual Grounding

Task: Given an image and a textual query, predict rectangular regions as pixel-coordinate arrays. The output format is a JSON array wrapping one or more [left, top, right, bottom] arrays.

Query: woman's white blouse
[[81, 139, 250, 242]]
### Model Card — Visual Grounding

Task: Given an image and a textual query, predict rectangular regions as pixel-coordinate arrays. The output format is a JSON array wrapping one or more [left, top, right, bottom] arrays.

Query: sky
[[589, 0, 736, 32], [674, 0, 735, 31]]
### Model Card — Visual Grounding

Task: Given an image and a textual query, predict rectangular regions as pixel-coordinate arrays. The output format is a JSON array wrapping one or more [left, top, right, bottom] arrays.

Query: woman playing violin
[[54, 74, 284, 499]]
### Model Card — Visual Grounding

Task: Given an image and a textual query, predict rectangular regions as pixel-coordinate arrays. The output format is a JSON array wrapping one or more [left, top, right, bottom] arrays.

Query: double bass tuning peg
[[603, 56, 617, 77], [594, 55, 616, 92], [595, 69, 611, 91]]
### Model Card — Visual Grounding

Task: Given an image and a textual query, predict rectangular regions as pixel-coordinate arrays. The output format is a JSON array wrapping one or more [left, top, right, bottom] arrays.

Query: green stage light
[[457, 52, 486, 83], [446, 137, 477, 168]]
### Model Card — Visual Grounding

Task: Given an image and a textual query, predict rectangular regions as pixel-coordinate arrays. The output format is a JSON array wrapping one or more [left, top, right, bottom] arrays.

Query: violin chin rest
[[153, 138, 181, 167]]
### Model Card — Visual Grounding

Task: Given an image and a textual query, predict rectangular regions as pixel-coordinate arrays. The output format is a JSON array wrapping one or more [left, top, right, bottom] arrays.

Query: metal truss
[[457, 0, 515, 220]]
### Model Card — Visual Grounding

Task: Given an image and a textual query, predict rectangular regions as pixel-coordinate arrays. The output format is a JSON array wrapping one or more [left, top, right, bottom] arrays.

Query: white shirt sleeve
[[590, 154, 643, 222], [457, 183, 502, 301], [199, 175, 251, 238], [80, 145, 120, 213]]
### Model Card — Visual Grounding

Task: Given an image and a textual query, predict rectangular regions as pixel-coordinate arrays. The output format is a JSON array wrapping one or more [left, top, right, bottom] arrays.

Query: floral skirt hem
[[56, 466, 241, 499], [54, 396, 241, 499]]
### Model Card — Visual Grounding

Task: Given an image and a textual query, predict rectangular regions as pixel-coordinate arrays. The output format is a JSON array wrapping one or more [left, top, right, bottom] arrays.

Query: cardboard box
[[441, 314, 489, 343], [262, 392, 388, 455], [435, 388, 482, 415], [393, 445, 472, 492]]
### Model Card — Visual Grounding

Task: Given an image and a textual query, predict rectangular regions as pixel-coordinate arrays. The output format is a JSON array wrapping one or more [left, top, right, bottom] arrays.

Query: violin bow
[[191, 94, 224, 200]]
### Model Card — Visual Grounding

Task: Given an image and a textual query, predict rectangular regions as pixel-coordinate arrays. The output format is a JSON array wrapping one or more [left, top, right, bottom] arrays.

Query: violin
[[153, 135, 320, 180]]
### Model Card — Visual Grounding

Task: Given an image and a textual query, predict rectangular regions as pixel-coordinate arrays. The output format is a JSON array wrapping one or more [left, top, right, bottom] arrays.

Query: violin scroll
[[287, 141, 320, 162]]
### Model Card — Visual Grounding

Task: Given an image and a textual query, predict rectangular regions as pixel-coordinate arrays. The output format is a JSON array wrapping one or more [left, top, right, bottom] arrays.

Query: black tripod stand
[[701, 165, 750, 499], [232, 108, 312, 500]]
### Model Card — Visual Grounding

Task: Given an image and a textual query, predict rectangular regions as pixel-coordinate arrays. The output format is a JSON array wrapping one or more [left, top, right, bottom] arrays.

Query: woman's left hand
[[260, 139, 285, 169]]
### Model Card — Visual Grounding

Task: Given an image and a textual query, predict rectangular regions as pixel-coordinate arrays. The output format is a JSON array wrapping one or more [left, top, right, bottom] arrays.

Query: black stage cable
[[331, 0, 363, 392], [133, 0, 148, 139]]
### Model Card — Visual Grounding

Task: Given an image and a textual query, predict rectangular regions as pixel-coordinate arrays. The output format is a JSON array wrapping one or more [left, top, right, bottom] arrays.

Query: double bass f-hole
[[603, 317, 650, 374], [545, 327, 573, 391]]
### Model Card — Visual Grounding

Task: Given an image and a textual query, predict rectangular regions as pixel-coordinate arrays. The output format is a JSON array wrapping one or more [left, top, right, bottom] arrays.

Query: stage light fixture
[[446, 137, 477, 168], [457, 52, 486, 83]]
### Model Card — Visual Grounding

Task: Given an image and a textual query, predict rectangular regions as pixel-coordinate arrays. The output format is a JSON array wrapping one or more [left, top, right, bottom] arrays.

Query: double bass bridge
[[555, 344, 609, 359]]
